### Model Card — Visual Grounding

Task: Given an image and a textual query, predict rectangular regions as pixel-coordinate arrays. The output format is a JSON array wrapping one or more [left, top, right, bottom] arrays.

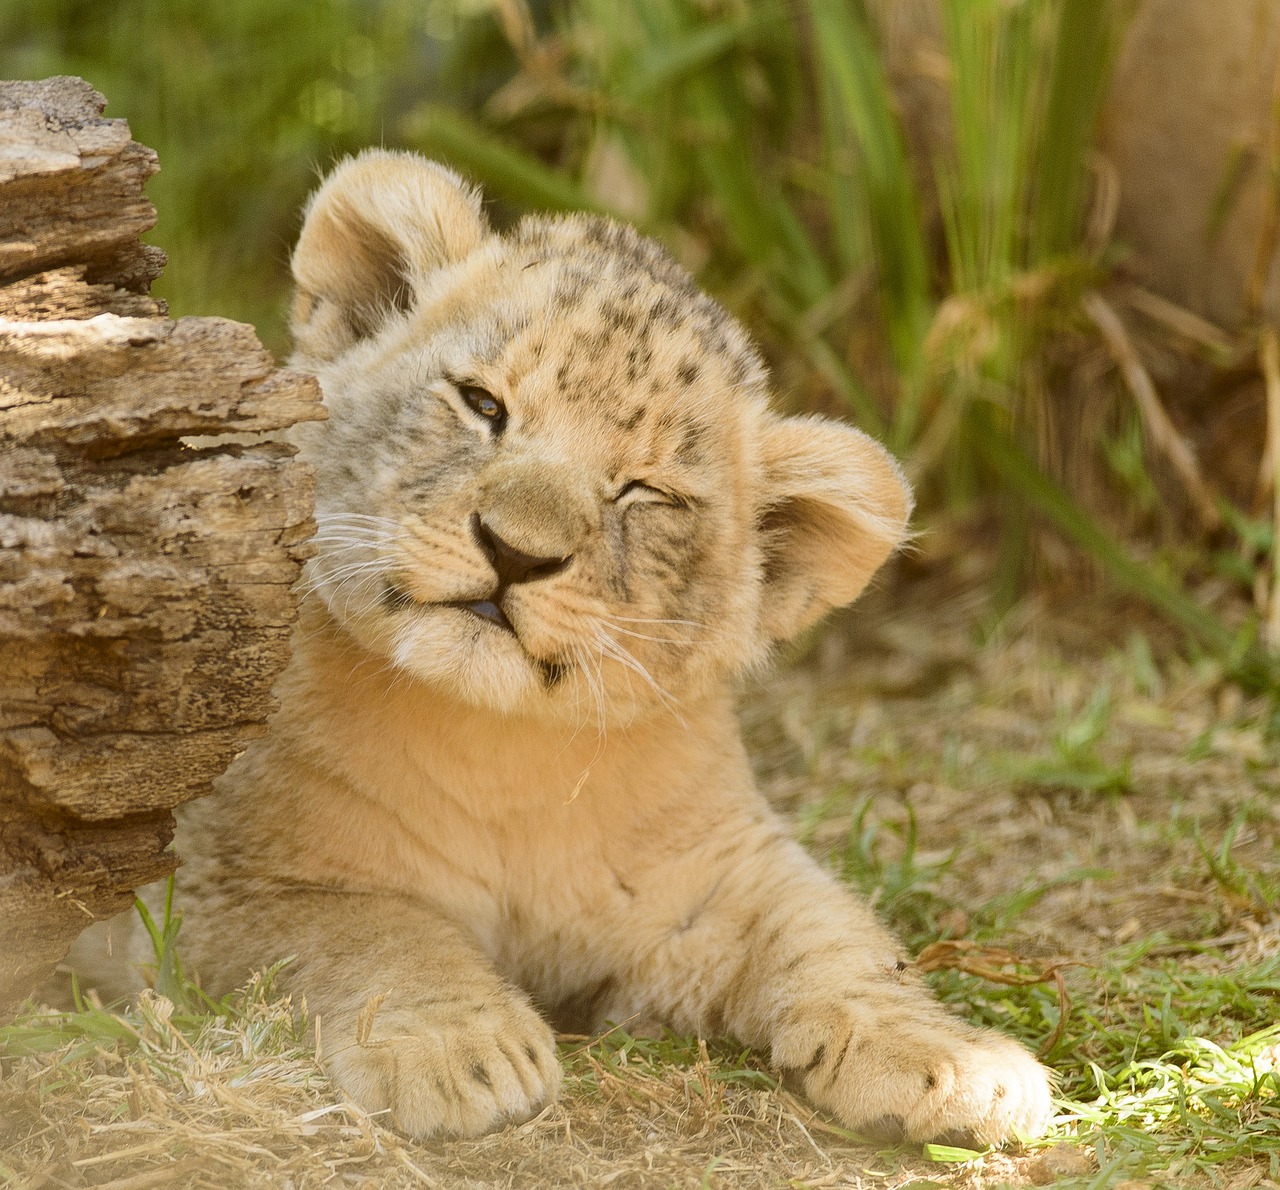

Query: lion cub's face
[[289, 152, 910, 723]]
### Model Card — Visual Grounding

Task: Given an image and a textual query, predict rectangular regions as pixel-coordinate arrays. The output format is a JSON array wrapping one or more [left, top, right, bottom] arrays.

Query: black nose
[[471, 514, 571, 587]]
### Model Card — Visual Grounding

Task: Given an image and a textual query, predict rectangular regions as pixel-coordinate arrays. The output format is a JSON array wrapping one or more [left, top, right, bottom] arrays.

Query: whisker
[[560, 640, 607, 801], [298, 559, 388, 588], [599, 614, 707, 628], [312, 518, 399, 531], [312, 522, 397, 534], [595, 620, 704, 647], [555, 649, 591, 755], [591, 623, 683, 723], [308, 542, 392, 558], [296, 575, 382, 600], [586, 641, 608, 739], [312, 530, 399, 547], [309, 539, 394, 553], [315, 511, 403, 526], [297, 559, 394, 604]]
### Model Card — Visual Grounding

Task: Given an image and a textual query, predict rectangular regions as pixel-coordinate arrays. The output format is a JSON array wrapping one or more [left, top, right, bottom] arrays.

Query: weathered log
[[0, 77, 164, 291], [0, 77, 324, 1019]]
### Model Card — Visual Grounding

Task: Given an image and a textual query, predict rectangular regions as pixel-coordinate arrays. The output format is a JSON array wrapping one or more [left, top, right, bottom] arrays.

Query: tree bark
[[0, 77, 323, 1019]]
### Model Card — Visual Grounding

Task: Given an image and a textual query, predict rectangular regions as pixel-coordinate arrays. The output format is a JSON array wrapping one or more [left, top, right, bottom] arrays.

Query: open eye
[[457, 383, 507, 432], [615, 480, 685, 509]]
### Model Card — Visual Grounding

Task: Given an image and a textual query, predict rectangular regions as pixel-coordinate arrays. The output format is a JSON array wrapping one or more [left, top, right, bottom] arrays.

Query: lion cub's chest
[[294, 769, 646, 960], [383, 791, 658, 1003]]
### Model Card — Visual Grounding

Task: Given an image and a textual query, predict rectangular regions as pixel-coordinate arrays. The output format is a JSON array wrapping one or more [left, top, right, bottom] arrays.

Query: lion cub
[[78, 151, 1051, 1144]]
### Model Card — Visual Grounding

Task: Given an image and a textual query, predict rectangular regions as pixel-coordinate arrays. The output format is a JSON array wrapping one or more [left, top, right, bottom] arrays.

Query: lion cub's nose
[[471, 513, 571, 587]]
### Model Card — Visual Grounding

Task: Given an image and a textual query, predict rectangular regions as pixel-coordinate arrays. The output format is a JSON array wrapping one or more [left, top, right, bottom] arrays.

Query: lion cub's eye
[[457, 384, 507, 433], [615, 480, 684, 509]]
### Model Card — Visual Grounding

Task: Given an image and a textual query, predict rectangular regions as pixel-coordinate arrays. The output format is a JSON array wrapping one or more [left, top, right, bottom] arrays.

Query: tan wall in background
[[1102, 0, 1280, 329]]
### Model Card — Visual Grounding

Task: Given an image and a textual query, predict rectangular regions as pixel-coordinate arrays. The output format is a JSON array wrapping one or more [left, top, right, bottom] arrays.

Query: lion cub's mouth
[[445, 598, 513, 634], [385, 582, 516, 636], [382, 582, 567, 686]]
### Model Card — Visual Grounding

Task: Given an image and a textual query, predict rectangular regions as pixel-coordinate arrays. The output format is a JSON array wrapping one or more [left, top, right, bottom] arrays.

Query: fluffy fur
[[73, 151, 1052, 1145]]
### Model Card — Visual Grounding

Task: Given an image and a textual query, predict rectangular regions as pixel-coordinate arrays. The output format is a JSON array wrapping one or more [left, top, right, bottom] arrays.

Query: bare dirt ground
[[3, 548, 1278, 1189]]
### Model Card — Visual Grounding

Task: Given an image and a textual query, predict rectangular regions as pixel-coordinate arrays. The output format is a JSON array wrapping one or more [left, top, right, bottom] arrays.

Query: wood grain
[[0, 77, 322, 1019]]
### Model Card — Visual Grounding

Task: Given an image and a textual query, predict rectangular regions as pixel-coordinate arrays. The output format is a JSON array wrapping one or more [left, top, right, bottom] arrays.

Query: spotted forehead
[[490, 215, 764, 438]]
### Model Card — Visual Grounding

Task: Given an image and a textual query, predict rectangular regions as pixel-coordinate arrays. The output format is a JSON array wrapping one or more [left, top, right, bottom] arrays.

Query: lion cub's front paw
[[325, 990, 561, 1138], [775, 1002, 1052, 1146]]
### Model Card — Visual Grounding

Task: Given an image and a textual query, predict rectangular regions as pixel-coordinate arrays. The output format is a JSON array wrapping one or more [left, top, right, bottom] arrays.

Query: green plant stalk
[[401, 104, 612, 217], [1032, 0, 1122, 261], [628, 13, 756, 95], [977, 414, 1279, 691], [926, 0, 1256, 687], [807, 0, 931, 446], [134, 878, 186, 1006], [679, 64, 830, 309], [939, 0, 1035, 294]]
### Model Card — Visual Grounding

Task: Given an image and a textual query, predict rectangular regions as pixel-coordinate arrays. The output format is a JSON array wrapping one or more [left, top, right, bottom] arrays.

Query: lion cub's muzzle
[[446, 512, 572, 632]]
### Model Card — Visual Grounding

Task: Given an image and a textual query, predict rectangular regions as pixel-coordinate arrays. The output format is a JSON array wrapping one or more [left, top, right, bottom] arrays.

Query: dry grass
[[0, 990, 1080, 1189], [3, 561, 1279, 1189], [752, 596, 1278, 963]]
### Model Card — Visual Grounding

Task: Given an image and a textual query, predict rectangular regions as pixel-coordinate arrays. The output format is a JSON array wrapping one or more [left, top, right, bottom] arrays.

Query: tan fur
[[73, 151, 1051, 1144]]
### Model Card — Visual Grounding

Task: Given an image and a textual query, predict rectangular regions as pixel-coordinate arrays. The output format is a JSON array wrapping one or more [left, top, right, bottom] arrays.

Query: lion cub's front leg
[[209, 890, 560, 1138], [631, 824, 1052, 1145]]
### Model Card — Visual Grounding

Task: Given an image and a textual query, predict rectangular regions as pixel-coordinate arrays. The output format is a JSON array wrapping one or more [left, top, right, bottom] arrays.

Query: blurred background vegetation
[[3, 0, 1278, 695]]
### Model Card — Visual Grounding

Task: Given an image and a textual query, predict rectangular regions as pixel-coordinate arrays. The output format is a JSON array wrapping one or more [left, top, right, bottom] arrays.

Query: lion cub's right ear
[[290, 150, 489, 362]]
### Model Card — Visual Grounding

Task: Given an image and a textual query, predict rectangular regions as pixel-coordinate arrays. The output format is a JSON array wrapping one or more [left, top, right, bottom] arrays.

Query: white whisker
[[313, 532, 398, 548], [297, 560, 388, 594], [599, 614, 706, 628], [591, 623, 683, 725], [595, 620, 703, 647], [315, 511, 403, 526]]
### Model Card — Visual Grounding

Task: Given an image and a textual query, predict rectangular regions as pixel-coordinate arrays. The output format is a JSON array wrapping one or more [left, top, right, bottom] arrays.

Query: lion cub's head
[[289, 150, 911, 723]]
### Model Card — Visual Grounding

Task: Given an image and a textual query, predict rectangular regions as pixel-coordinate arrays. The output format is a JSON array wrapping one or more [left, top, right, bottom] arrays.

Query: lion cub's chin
[[338, 602, 667, 723]]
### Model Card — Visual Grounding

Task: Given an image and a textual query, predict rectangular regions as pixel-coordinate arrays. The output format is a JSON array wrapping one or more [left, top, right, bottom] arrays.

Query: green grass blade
[[1031, 0, 1124, 261], [401, 104, 612, 216], [630, 14, 756, 95], [939, 0, 1038, 292], [976, 412, 1279, 691], [683, 48, 831, 307], [807, 0, 931, 437]]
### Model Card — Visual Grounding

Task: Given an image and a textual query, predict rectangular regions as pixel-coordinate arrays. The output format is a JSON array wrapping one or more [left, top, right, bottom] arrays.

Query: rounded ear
[[757, 415, 913, 641], [290, 150, 489, 362]]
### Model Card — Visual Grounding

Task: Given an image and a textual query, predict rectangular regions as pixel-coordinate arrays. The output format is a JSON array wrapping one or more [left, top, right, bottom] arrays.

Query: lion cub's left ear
[[757, 415, 913, 641]]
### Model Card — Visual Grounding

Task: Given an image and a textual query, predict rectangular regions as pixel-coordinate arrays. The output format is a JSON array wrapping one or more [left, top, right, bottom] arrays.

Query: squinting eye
[[458, 384, 507, 431], [615, 480, 685, 508]]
